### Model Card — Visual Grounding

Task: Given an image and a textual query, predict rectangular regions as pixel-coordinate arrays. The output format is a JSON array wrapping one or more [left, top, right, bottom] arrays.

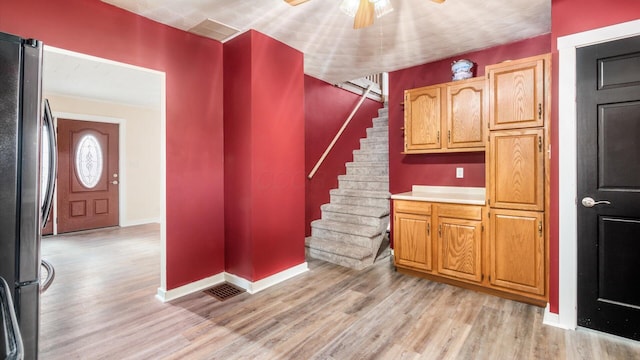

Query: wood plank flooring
[[40, 224, 640, 359]]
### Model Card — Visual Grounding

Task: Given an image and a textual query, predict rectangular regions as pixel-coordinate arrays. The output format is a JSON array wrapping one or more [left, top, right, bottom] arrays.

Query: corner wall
[[224, 30, 306, 281]]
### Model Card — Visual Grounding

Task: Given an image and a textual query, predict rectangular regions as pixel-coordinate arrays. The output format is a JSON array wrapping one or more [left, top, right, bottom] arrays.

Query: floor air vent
[[204, 283, 244, 301]]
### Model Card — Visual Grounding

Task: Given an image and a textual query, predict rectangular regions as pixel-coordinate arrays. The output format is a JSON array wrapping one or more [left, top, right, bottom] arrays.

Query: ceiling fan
[[285, 0, 446, 29]]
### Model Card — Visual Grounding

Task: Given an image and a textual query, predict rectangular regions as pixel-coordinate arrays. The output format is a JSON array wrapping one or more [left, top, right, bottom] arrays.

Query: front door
[[577, 35, 640, 340], [57, 119, 119, 233]]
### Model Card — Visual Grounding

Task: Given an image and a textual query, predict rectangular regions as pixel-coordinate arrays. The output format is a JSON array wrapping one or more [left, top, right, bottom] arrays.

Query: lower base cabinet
[[436, 204, 483, 284], [393, 199, 547, 306], [394, 202, 432, 271], [489, 208, 545, 297]]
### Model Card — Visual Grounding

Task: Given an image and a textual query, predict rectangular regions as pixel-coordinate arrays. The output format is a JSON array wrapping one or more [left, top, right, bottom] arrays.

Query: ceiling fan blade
[[431, 0, 446, 3], [284, 0, 310, 5], [353, 0, 374, 29]]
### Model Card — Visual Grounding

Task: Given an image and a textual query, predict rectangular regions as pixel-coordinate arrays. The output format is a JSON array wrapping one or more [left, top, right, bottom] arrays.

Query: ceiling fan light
[[372, 0, 393, 18], [339, 0, 360, 17]]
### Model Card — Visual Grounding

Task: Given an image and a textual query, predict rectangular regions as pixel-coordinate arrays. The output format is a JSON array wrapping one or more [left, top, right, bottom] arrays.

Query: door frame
[[551, 19, 640, 330], [43, 45, 168, 294], [51, 113, 125, 234]]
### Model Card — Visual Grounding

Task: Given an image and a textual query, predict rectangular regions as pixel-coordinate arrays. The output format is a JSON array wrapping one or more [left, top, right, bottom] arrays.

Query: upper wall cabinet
[[403, 77, 485, 154], [447, 78, 486, 150], [404, 84, 443, 152], [489, 128, 545, 211], [487, 55, 550, 130]]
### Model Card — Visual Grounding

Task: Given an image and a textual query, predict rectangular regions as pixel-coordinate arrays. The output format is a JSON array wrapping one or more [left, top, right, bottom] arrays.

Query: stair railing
[[308, 85, 372, 179]]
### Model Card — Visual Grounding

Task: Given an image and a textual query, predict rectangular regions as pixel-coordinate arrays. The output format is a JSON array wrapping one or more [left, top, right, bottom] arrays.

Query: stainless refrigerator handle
[[40, 259, 55, 294], [0, 277, 24, 360], [41, 99, 57, 228]]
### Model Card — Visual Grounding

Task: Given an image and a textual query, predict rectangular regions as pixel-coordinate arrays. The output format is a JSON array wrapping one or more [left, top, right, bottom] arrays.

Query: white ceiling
[[101, 0, 551, 84], [42, 48, 163, 108]]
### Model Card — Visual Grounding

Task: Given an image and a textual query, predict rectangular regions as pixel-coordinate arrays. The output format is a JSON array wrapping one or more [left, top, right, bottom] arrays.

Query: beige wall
[[46, 93, 161, 226]]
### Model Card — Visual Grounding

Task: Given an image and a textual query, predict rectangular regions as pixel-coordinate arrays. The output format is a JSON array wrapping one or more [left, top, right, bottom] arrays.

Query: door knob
[[581, 197, 611, 208], [111, 180, 119, 185]]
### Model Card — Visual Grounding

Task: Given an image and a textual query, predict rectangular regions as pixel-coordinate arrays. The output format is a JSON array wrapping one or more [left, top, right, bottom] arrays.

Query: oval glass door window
[[75, 134, 103, 188]]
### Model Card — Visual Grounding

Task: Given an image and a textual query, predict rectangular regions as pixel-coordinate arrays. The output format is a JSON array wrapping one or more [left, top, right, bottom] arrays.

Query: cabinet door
[[489, 209, 545, 296], [487, 56, 546, 130], [404, 85, 442, 152], [446, 78, 486, 149], [437, 216, 483, 283], [394, 211, 432, 271], [489, 129, 544, 211]]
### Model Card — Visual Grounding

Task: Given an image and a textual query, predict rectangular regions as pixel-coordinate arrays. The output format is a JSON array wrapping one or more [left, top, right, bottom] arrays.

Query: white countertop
[[391, 185, 486, 205]]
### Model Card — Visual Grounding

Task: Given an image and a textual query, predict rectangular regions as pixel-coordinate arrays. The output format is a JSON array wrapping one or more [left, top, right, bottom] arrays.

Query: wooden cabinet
[[403, 77, 485, 154], [487, 55, 547, 130], [404, 85, 443, 152], [489, 209, 545, 297], [485, 53, 550, 302], [436, 204, 483, 283], [394, 201, 484, 283], [394, 201, 433, 271], [488, 128, 545, 211], [394, 54, 550, 306], [446, 78, 486, 150]]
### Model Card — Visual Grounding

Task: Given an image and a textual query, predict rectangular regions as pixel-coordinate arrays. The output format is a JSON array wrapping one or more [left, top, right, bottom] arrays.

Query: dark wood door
[[577, 35, 640, 340], [57, 119, 119, 233]]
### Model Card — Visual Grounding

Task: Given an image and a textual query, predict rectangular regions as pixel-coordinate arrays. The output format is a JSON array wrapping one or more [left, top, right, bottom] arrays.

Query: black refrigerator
[[0, 31, 56, 360]]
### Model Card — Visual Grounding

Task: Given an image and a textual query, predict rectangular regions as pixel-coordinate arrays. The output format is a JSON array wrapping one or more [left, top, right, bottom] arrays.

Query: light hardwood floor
[[40, 224, 640, 359]]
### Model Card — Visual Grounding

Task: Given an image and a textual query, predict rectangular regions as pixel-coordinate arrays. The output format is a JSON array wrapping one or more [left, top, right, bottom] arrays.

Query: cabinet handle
[[538, 136, 542, 152], [437, 131, 440, 142], [438, 224, 442, 237], [538, 221, 543, 237], [538, 103, 542, 119], [427, 223, 430, 236], [448, 130, 451, 143]]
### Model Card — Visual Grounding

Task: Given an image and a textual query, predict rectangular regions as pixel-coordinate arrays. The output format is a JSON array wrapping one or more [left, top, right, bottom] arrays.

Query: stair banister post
[[308, 85, 373, 179]]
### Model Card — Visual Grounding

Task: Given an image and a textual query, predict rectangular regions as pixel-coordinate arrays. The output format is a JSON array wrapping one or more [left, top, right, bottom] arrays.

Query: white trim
[[156, 273, 225, 302], [159, 76, 167, 292], [156, 262, 309, 302], [543, 304, 574, 330], [121, 218, 160, 227], [555, 18, 640, 331], [226, 262, 309, 294]]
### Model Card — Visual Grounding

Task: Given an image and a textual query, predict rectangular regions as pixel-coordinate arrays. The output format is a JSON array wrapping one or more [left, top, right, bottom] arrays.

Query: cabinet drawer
[[394, 200, 431, 215], [436, 204, 482, 220]]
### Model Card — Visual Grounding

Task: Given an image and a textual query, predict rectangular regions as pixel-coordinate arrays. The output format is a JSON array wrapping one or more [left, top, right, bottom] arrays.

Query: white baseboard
[[156, 272, 225, 302], [226, 262, 309, 294], [156, 262, 309, 302], [122, 218, 161, 227], [543, 304, 576, 330]]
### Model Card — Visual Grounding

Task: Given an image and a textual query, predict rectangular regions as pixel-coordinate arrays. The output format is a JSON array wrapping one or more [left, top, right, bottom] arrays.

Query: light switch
[[456, 167, 464, 178]]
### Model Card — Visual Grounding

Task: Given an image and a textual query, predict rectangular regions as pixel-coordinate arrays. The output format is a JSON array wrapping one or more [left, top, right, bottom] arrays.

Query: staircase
[[305, 105, 390, 270]]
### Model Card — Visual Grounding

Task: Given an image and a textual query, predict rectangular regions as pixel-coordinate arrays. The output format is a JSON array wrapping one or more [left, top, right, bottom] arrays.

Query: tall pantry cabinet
[[485, 54, 551, 302]]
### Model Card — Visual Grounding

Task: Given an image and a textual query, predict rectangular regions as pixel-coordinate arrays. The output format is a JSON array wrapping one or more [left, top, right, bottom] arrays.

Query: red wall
[[224, 32, 254, 279], [305, 76, 382, 236], [388, 34, 551, 194], [0, 0, 225, 290], [548, 0, 640, 313], [224, 31, 306, 281]]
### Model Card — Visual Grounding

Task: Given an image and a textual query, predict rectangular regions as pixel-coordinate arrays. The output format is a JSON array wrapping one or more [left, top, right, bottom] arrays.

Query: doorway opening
[[41, 45, 167, 287]]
